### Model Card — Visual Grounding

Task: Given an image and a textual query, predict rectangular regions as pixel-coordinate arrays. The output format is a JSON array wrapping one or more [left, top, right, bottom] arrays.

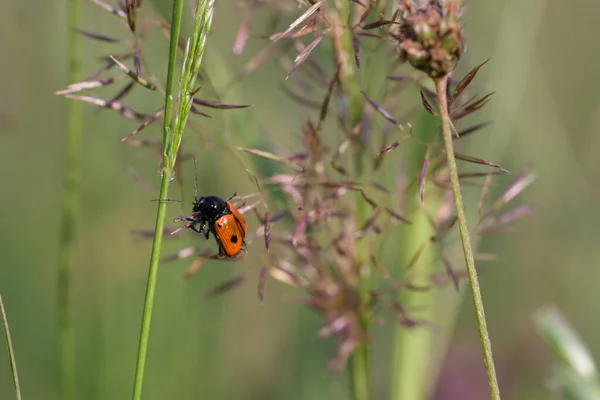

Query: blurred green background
[[0, 0, 598, 399]]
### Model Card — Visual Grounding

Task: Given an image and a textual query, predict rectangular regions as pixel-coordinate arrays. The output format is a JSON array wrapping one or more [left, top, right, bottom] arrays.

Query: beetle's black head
[[192, 195, 229, 220]]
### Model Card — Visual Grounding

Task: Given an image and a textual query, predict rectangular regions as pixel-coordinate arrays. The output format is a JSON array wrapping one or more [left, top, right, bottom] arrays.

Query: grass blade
[[535, 305, 600, 399], [0, 295, 22, 400]]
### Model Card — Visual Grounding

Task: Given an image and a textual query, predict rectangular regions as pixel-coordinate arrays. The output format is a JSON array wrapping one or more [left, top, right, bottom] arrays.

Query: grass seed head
[[395, 0, 465, 77]]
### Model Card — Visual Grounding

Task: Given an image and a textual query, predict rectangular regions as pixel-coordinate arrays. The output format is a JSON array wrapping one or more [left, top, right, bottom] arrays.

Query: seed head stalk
[[131, 0, 215, 398], [435, 74, 500, 399]]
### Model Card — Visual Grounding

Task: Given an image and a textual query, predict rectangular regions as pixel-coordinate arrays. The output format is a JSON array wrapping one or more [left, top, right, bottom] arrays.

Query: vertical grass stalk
[[131, 170, 173, 400], [350, 343, 369, 400], [1, 295, 22, 400], [131, 1, 184, 398], [131, 0, 214, 398], [335, 1, 371, 398], [390, 211, 437, 400], [435, 75, 500, 399], [334, 1, 371, 400], [58, 0, 82, 398], [389, 113, 439, 399]]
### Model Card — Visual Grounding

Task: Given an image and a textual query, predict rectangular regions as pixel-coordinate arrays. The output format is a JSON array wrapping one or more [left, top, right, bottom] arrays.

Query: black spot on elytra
[[230, 235, 238, 243]]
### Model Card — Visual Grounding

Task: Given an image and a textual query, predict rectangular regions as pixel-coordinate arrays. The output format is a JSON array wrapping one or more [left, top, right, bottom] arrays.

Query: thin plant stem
[[132, 0, 214, 397], [435, 75, 500, 400], [131, 0, 184, 398], [131, 170, 171, 400], [0, 295, 22, 400], [58, 0, 82, 398], [337, 0, 370, 396]]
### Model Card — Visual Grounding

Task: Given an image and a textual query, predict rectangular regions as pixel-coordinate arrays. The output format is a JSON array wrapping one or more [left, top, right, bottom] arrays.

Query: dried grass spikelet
[[394, 0, 465, 77]]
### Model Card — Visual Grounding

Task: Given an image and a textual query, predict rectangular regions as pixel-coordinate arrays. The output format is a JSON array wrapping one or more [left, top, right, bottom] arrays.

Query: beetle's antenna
[[193, 156, 199, 200], [151, 199, 183, 203]]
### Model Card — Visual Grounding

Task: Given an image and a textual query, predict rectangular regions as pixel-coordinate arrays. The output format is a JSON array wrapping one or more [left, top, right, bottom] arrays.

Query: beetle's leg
[[218, 243, 227, 257], [199, 222, 210, 240], [188, 224, 202, 233], [176, 216, 200, 233]]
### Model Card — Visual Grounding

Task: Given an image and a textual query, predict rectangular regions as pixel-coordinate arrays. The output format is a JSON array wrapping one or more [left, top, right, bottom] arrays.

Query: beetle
[[186, 194, 247, 257]]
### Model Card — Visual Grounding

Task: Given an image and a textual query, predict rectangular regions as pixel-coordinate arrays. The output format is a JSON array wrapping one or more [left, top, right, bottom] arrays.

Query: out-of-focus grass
[[2, 0, 600, 399], [535, 305, 600, 399]]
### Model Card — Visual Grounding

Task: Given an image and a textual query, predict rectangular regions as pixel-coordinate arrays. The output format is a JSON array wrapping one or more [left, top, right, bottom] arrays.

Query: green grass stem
[[337, 1, 371, 397], [350, 342, 370, 400], [390, 111, 439, 400], [131, 1, 183, 398], [58, 0, 83, 398], [131, 171, 172, 400], [131, 0, 214, 398]]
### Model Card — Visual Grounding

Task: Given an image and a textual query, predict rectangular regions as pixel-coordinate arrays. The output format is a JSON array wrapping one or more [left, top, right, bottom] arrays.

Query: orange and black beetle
[[187, 194, 247, 257]]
